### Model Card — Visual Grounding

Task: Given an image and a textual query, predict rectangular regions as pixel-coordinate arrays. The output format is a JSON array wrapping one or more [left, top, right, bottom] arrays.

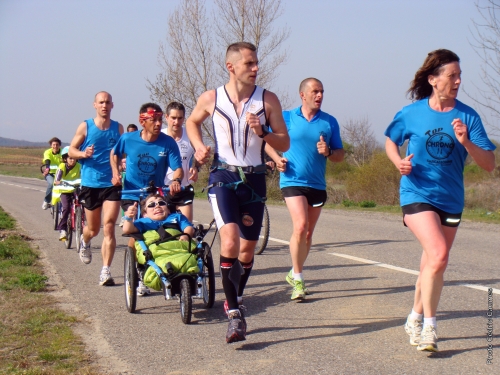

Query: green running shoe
[[291, 279, 306, 300], [286, 269, 310, 295]]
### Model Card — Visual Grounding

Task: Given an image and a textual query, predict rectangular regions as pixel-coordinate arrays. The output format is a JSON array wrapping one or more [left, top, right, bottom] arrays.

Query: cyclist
[[186, 42, 289, 343], [53, 146, 81, 241], [162, 102, 198, 222], [111, 102, 183, 296], [41, 137, 62, 210]]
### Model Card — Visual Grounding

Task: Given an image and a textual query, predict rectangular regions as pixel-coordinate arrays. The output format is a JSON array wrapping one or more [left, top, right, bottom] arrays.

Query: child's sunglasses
[[146, 200, 167, 208]]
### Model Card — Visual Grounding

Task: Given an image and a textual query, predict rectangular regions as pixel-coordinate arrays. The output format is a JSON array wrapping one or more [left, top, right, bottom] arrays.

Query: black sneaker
[[226, 310, 246, 343]]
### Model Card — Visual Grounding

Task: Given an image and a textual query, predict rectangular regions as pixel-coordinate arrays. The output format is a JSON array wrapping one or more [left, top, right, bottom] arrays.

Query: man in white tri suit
[[187, 42, 289, 343], [162, 101, 197, 222]]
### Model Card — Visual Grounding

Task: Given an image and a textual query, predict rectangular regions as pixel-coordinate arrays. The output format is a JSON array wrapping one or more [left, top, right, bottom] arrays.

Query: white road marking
[[329, 252, 420, 275], [0, 181, 44, 192], [264, 233, 500, 296]]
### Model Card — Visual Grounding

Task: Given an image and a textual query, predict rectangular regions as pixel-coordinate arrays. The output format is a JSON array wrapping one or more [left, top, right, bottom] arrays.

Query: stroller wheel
[[180, 278, 192, 324], [201, 243, 215, 308], [124, 246, 138, 313]]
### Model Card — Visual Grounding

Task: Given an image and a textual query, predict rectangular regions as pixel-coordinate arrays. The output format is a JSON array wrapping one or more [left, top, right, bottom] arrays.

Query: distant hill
[[0, 137, 68, 148]]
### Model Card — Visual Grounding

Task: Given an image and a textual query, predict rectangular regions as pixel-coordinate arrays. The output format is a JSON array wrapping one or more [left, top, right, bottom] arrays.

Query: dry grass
[[0, 207, 104, 374], [0, 147, 45, 165]]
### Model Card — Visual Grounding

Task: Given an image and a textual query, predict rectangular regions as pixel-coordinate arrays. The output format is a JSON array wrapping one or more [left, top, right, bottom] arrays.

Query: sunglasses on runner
[[146, 200, 167, 208]]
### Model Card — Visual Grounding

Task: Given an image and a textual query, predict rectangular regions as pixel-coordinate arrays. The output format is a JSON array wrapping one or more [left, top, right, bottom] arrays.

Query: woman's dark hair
[[140, 193, 168, 216], [407, 49, 460, 101]]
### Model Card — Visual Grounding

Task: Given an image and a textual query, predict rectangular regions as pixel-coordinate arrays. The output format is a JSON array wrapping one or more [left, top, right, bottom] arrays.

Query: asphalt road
[[0, 175, 499, 375]]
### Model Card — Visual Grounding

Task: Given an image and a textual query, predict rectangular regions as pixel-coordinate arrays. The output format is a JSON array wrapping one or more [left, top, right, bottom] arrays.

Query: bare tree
[[341, 118, 379, 167], [467, 0, 500, 137], [213, 0, 290, 104], [147, 0, 216, 141], [147, 0, 291, 143]]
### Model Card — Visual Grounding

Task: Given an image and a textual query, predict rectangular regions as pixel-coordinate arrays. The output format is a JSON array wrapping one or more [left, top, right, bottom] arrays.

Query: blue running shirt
[[113, 131, 182, 200], [79, 119, 121, 188], [385, 99, 496, 213], [280, 107, 343, 190]]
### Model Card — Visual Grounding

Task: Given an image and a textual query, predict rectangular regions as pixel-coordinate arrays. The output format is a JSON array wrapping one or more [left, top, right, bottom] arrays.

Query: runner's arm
[[109, 147, 122, 186], [186, 90, 214, 164], [263, 91, 290, 152], [69, 122, 92, 160]]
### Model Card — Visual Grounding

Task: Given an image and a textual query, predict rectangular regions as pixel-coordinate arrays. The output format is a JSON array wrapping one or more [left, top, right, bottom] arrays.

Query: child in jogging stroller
[[122, 193, 215, 323]]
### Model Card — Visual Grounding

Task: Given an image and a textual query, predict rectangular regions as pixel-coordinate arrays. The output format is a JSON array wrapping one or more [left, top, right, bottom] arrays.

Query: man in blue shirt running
[[268, 78, 345, 300], [111, 102, 183, 296], [68, 91, 124, 286]]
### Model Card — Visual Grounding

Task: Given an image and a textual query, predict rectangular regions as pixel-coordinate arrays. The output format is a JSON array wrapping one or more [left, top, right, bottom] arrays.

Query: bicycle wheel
[[65, 215, 73, 249], [255, 204, 270, 255], [53, 202, 60, 230], [75, 206, 83, 253], [201, 243, 215, 308], [124, 246, 138, 313], [180, 278, 192, 324]]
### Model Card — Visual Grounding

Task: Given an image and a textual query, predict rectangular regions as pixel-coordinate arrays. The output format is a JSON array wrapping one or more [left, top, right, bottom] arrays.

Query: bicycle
[[52, 179, 85, 250], [41, 165, 60, 228]]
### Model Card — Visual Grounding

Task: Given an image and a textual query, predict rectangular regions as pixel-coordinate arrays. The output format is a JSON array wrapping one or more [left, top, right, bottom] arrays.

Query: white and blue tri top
[[212, 85, 268, 166]]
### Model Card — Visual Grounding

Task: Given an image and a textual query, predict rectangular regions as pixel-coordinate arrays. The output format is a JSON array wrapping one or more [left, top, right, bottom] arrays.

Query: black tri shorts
[[165, 185, 195, 207], [281, 186, 327, 208], [79, 186, 122, 211], [402, 203, 462, 228]]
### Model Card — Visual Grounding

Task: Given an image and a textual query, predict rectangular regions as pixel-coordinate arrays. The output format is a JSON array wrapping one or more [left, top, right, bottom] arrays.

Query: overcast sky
[[0, 0, 496, 144]]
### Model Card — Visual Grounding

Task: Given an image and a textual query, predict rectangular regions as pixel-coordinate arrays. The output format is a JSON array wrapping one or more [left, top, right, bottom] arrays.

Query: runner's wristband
[[173, 178, 182, 184], [123, 216, 133, 222], [258, 125, 269, 139]]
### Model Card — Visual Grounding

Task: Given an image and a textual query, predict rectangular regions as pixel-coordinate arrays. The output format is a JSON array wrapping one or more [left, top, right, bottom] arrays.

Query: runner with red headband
[[111, 102, 183, 296]]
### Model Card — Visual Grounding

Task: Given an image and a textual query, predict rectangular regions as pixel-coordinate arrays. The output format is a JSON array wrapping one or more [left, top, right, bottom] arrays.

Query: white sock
[[237, 296, 243, 304], [423, 317, 437, 328], [102, 266, 110, 272], [409, 309, 423, 321], [293, 272, 303, 281]]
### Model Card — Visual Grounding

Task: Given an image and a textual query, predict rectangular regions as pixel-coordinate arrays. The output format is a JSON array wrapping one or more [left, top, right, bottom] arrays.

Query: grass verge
[[0, 206, 102, 374], [0, 163, 42, 179]]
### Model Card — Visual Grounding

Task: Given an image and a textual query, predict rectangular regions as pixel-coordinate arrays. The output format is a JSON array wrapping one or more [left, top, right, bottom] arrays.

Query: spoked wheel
[[75, 206, 83, 253], [124, 246, 138, 313], [180, 278, 192, 324], [65, 215, 73, 249], [53, 202, 60, 230], [201, 243, 215, 308], [255, 204, 270, 255]]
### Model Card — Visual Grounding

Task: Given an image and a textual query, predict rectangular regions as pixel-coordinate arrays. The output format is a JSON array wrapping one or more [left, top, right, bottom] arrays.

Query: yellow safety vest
[[42, 148, 63, 174], [51, 163, 82, 205]]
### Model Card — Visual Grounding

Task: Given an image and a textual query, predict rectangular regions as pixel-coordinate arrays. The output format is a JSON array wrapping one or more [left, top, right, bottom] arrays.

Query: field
[[0, 146, 45, 165]]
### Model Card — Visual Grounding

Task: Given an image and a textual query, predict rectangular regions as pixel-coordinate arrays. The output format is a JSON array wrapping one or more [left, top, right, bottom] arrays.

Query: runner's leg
[[404, 211, 458, 317], [101, 200, 120, 267], [284, 195, 309, 274]]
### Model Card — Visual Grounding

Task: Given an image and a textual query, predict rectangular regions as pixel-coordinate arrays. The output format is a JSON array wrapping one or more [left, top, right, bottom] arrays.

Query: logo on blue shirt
[[138, 155, 157, 173], [426, 132, 454, 160]]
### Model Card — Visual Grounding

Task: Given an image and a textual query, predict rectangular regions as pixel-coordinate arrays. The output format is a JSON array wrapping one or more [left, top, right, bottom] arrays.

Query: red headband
[[139, 108, 164, 121]]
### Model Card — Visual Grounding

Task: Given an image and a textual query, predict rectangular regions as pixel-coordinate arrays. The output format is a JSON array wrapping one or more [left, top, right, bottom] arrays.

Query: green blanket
[[135, 228, 199, 291]]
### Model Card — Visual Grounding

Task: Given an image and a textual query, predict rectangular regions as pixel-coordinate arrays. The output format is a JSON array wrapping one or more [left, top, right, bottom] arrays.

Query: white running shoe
[[119, 216, 125, 227], [99, 268, 115, 286], [42, 201, 50, 210], [79, 234, 92, 264], [59, 230, 67, 241], [404, 315, 423, 346], [417, 325, 438, 352], [137, 281, 151, 296]]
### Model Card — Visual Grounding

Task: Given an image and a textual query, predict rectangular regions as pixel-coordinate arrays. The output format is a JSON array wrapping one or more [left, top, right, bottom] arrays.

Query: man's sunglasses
[[146, 200, 167, 208]]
